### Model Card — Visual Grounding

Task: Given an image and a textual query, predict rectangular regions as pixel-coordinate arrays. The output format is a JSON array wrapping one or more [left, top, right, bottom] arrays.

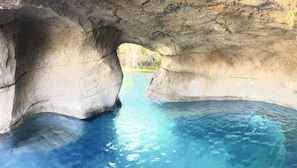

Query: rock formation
[[1, 0, 297, 133]]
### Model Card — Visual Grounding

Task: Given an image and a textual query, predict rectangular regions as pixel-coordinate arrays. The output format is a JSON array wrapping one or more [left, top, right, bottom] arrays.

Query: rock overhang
[[0, 0, 297, 133]]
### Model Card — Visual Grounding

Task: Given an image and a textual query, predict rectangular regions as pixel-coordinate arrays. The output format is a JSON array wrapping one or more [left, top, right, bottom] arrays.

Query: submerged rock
[[13, 114, 84, 154]]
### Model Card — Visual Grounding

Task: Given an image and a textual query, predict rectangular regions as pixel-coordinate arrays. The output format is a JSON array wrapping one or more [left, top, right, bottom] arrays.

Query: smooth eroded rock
[[1, 0, 297, 133]]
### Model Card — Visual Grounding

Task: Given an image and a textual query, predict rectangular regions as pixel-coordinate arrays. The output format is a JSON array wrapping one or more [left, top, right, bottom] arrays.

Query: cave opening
[[116, 43, 162, 106], [117, 43, 162, 73]]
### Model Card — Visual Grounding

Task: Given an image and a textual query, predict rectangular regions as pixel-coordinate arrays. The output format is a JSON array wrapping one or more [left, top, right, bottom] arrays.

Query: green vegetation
[[137, 56, 161, 69], [117, 43, 161, 72], [122, 67, 157, 73]]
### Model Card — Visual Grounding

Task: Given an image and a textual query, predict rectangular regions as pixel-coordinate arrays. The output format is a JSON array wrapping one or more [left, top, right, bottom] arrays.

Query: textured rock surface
[[1, 0, 297, 133], [0, 1, 124, 133]]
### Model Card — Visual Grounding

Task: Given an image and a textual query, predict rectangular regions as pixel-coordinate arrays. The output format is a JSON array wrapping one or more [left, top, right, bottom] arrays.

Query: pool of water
[[0, 72, 297, 168]]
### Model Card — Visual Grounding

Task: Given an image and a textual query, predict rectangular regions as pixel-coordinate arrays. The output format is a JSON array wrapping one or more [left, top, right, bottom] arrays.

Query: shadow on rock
[[12, 113, 84, 154]]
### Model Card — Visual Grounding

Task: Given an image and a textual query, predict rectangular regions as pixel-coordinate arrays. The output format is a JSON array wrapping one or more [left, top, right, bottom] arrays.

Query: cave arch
[[1, 0, 297, 133]]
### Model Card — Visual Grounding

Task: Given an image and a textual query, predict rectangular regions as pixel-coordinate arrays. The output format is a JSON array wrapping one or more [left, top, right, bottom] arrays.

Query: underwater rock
[[13, 114, 84, 154]]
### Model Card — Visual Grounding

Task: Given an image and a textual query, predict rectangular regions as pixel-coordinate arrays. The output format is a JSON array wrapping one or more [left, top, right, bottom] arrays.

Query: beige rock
[[0, 86, 14, 134], [0, 25, 16, 134], [0, 0, 297, 133], [10, 20, 123, 130], [147, 45, 297, 109]]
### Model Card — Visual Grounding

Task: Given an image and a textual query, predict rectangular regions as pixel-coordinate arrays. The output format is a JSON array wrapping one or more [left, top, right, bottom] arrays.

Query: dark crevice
[[0, 51, 117, 90], [113, 9, 122, 25], [170, 39, 177, 54], [25, 99, 50, 114], [161, 67, 208, 77], [141, 0, 151, 6], [0, 71, 28, 89]]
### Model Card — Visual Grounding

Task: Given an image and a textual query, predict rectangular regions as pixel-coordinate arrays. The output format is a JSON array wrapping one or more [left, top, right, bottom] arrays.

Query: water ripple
[[0, 72, 296, 167]]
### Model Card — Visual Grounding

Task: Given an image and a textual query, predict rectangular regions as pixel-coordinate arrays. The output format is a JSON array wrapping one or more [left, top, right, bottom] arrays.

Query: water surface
[[0, 72, 297, 167]]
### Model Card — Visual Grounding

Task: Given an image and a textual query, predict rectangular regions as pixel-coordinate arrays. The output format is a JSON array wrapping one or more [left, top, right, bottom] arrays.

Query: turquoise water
[[0, 72, 297, 167]]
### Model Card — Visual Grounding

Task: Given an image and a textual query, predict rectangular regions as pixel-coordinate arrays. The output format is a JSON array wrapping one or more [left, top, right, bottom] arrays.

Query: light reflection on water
[[0, 72, 296, 167]]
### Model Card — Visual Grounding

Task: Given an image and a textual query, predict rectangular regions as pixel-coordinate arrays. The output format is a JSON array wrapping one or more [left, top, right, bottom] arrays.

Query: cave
[[1, 0, 297, 133]]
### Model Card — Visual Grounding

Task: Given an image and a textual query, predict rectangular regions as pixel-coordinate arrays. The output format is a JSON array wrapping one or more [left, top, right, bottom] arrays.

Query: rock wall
[[147, 45, 297, 109], [145, 1, 297, 110], [12, 21, 123, 129], [1, 0, 297, 133], [0, 4, 123, 133], [0, 24, 16, 133]]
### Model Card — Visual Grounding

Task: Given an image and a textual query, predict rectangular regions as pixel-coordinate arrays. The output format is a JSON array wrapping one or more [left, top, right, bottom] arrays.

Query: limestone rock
[[0, 25, 16, 134], [0, 0, 297, 133]]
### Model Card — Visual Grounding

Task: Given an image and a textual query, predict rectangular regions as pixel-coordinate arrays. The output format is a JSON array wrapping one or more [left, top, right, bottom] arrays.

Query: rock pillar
[[0, 18, 123, 133]]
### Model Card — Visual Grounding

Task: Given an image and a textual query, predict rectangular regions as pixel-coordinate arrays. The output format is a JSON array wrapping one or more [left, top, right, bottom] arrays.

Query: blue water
[[0, 72, 297, 168]]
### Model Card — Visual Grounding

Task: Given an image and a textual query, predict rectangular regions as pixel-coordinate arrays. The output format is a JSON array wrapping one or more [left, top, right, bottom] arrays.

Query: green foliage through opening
[[117, 43, 161, 72]]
